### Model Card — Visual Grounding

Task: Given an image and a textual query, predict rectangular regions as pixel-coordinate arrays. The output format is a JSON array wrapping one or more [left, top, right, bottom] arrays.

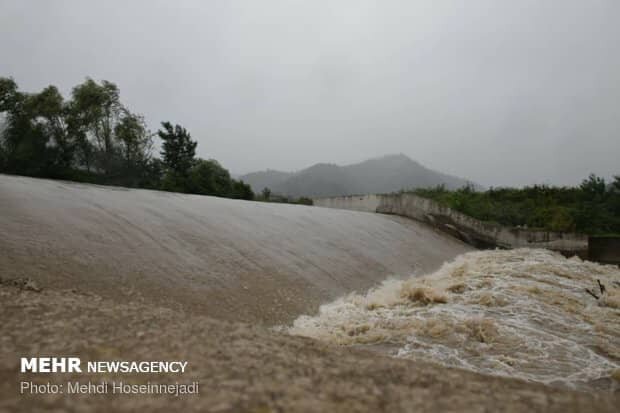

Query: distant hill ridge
[[241, 154, 476, 198]]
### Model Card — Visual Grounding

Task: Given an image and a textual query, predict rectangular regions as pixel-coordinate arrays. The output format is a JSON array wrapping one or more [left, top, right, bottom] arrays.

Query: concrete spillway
[[0, 174, 470, 324]]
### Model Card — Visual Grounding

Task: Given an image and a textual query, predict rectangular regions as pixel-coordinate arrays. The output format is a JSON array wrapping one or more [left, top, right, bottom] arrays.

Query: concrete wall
[[314, 193, 589, 256], [589, 237, 620, 265], [313, 194, 380, 212]]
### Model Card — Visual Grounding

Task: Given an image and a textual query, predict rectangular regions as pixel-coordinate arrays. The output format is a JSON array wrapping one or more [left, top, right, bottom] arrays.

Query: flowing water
[[288, 249, 620, 389], [0, 174, 470, 325], [3, 176, 619, 391]]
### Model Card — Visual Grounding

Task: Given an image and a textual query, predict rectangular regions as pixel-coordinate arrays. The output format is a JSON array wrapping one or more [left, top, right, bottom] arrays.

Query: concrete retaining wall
[[313, 194, 380, 212], [314, 193, 589, 256], [589, 237, 620, 265]]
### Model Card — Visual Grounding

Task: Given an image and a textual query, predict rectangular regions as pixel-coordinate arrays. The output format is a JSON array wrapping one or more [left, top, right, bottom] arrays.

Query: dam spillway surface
[[0, 174, 471, 324], [2, 174, 619, 409]]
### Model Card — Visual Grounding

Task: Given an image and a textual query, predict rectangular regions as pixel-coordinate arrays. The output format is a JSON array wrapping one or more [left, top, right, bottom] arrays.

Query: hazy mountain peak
[[241, 155, 475, 198], [377, 153, 412, 161]]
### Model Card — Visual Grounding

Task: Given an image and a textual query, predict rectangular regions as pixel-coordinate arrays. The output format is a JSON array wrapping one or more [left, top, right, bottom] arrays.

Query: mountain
[[239, 169, 293, 193], [240, 154, 476, 198]]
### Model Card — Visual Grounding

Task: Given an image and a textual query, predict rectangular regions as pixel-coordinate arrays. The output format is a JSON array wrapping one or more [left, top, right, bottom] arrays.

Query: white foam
[[287, 249, 620, 388]]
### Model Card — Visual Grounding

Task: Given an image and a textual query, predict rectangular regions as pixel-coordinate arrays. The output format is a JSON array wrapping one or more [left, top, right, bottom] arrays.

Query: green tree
[[68, 79, 124, 174], [580, 174, 607, 199], [230, 179, 254, 200], [114, 110, 153, 185], [30, 85, 74, 173], [140, 158, 164, 189], [188, 158, 232, 196], [611, 176, 620, 193], [261, 187, 271, 200], [0, 77, 19, 112], [0, 78, 69, 176], [549, 206, 575, 232], [158, 122, 197, 191]]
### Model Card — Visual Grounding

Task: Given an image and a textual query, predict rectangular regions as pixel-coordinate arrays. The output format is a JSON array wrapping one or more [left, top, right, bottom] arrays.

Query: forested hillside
[[414, 175, 620, 235]]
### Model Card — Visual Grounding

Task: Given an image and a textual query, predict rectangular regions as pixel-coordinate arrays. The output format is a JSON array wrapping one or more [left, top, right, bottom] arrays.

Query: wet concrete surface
[[0, 174, 470, 324]]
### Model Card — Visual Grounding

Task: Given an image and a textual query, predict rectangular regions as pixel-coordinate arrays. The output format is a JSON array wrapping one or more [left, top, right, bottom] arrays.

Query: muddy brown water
[[2, 175, 619, 412]]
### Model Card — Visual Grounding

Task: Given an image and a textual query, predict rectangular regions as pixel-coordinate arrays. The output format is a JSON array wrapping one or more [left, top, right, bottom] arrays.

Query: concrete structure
[[312, 194, 381, 212], [315, 193, 589, 256], [588, 236, 620, 265], [0, 175, 470, 325]]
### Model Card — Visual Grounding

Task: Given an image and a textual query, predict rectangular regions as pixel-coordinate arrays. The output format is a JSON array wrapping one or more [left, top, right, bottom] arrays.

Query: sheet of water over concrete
[[0, 174, 471, 324]]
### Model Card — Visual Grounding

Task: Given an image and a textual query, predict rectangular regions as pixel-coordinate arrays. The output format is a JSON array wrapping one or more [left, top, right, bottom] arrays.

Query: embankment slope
[[0, 174, 470, 324]]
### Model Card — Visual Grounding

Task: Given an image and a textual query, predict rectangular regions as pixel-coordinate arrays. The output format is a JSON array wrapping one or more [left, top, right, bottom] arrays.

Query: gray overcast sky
[[1, 0, 619, 186]]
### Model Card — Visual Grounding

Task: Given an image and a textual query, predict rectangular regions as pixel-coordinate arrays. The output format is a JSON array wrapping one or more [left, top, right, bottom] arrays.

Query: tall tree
[[0, 78, 68, 176], [188, 158, 232, 196], [158, 122, 197, 191], [69, 78, 123, 174], [0, 77, 18, 112], [30, 85, 73, 172], [610, 176, 620, 193], [114, 109, 153, 185]]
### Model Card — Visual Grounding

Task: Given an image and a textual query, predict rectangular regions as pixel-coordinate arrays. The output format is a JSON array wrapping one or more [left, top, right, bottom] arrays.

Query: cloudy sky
[[1, 0, 619, 186]]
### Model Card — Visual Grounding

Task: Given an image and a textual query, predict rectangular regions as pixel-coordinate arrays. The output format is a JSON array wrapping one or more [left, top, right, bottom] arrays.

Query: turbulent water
[[288, 249, 620, 389]]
